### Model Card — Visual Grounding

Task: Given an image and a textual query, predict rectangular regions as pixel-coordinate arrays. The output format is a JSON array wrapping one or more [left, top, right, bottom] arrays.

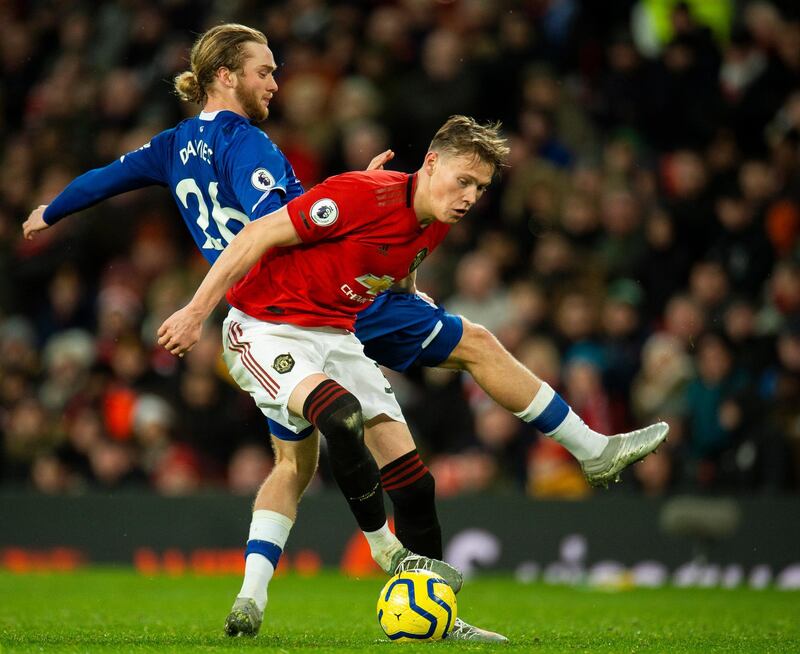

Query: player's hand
[[22, 205, 49, 240], [367, 149, 395, 171], [157, 305, 204, 358]]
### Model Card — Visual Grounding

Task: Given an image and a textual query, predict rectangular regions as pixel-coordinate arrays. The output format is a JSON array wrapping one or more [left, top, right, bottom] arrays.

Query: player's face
[[234, 42, 278, 122], [426, 152, 494, 224]]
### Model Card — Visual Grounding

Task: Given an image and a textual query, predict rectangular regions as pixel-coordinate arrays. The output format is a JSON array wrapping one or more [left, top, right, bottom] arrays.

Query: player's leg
[[439, 318, 607, 457], [253, 433, 320, 519], [268, 414, 458, 587], [354, 294, 458, 570], [226, 431, 319, 636], [439, 318, 668, 486], [357, 293, 666, 487], [222, 312, 328, 636], [364, 417, 506, 642], [224, 312, 393, 634], [264, 415, 453, 575], [354, 302, 507, 641], [365, 416, 442, 560], [323, 334, 461, 587], [289, 371, 394, 567]]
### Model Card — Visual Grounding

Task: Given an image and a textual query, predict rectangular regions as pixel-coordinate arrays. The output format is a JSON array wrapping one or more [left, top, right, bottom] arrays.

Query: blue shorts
[[267, 291, 463, 441], [355, 291, 463, 373]]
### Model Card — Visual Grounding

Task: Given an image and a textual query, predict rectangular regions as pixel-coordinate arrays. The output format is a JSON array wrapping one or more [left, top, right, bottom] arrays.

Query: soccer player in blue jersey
[[24, 23, 668, 642]]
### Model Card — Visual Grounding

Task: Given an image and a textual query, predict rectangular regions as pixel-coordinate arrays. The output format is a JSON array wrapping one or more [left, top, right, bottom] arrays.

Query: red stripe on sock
[[304, 381, 340, 420], [307, 386, 349, 425], [305, 382, 342, 421], [383, 465, 429, 491], [382, 466, 425, 490], [381, 455, 423, 485]]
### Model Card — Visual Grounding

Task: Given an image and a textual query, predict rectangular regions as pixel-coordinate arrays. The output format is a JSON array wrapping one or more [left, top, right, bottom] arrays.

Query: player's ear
[[217, 66, 236, 88], [423, 151, 438, 177]]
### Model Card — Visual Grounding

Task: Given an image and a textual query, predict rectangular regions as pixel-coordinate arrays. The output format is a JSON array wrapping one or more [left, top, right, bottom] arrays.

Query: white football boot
[[389, 548, 463, 594], [581, 421, 669, 488], [224, 597, 262, 637], [448, 617, 509, 642]]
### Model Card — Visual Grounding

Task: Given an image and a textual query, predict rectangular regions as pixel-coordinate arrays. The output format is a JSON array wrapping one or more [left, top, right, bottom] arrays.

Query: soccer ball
[[376, 569, 457, 641]]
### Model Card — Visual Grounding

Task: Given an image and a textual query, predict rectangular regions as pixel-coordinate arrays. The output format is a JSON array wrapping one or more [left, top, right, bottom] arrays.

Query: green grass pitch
[[0, 569, 798, 653]]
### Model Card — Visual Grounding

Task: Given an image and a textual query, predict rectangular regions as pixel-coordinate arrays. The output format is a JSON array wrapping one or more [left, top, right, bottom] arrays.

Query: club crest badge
[[310, 198, 339, 226], [409, 247, 429, 274], [272, 353, 295, 374]]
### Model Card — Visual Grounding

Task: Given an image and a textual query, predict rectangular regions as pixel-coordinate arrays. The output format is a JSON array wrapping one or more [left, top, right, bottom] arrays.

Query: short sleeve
[[224, 129, 295, 220], [285, 173, 372, 243]]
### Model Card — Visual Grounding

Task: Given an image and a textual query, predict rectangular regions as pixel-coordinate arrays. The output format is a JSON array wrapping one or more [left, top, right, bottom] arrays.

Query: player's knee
[[302, 379, 364, 445], [456, 320, 501, 366]]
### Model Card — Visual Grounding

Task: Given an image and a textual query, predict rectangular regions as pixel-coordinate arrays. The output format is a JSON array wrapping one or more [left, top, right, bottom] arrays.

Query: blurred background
[[1, 0, 799, 515]]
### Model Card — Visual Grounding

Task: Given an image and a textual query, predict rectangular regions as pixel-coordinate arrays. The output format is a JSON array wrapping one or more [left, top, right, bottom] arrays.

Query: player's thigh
[[436, 317, 495, 370], [222, 309, 325, 435], [324, 333, 406, 424], [364, 415, 416, 468]]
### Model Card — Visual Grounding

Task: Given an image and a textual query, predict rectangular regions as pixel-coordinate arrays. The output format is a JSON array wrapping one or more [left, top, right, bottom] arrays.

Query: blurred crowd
[[1, 0, 799, 498]]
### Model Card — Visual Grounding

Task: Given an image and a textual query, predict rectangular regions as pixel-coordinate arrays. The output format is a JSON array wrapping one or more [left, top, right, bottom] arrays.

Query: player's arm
[[157, 207, 300, 356], [23, 133, 170, 240]]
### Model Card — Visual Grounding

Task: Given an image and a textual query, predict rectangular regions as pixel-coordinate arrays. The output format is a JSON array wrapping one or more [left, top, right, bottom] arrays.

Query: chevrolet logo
[[355, 273, 395, 295]]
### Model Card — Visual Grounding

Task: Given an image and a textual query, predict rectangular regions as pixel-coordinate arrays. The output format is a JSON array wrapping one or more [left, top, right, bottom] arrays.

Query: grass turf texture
[[0, 569, 798, 653]]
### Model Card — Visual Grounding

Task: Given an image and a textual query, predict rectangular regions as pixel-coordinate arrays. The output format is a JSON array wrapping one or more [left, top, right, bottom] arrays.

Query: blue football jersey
[[161, 110, 303, 261], [45, 110, 303, 263]]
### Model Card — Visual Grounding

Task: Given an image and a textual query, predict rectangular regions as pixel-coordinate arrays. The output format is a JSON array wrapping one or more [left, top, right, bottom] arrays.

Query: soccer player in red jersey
[[158, 115, 509, 638]]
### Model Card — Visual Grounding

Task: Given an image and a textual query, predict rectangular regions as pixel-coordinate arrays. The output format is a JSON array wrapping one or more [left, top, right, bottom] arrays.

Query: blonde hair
[[429, 115, 510, 171], [173, 24, 268, 105]]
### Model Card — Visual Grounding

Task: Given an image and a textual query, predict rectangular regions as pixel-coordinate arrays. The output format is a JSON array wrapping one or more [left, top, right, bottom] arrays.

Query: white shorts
[[222, 307, 406, 436]]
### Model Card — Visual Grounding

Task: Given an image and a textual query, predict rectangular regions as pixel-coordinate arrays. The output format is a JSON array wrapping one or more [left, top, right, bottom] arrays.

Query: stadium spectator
[[228, 443, 275, 496], [683, 331, 750, 487], [601, 278, 648, 414], [444, 251, 513, 334]]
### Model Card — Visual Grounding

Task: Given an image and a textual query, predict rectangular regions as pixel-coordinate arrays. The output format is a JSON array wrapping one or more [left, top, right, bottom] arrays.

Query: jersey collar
[[405, 173, 417, 208]]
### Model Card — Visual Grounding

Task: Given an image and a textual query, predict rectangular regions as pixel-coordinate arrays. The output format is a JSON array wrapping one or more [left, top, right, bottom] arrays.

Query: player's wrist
[[186, 299, 213, 322]]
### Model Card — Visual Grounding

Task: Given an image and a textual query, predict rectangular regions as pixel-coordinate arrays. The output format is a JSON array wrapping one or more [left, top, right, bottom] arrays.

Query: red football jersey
[[226, 170, 451, 330]]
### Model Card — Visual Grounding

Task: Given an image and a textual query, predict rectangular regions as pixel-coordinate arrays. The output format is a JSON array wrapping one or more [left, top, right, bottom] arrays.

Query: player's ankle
[[364, 522, 403, 572]]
